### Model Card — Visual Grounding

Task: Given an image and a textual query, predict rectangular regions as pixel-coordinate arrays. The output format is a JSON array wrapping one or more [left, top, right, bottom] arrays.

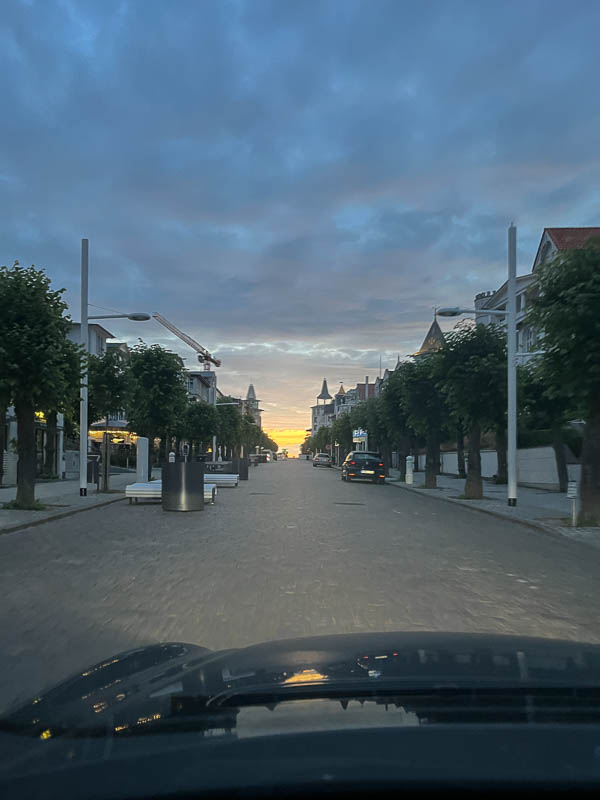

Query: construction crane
[[152, 313, 221, 370]]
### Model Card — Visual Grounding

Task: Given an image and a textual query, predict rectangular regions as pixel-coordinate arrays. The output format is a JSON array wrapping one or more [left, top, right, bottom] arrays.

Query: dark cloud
[[1, 0, 599, 429]]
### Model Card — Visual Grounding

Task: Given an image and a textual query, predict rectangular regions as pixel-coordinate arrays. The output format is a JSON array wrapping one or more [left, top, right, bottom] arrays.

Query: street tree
[[396, 358, 446, 489], [527, 240, 600, 519], [0, 263, 75, 507], [331, 413, 353, 460], [216, 397, 242, 458], [42, 338, 82, 478], [88, 349, 130, 428], [437, 323, 507, 499], [88, 348, 130, 488], [184, 400, 218, 456], [518, 363, 573, 492], [125, 342, 188, 472], [380, 369, 414, 479]]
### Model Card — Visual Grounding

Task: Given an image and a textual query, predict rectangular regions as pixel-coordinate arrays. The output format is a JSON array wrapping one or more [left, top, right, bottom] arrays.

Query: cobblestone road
[[2, 459, 600, 711]]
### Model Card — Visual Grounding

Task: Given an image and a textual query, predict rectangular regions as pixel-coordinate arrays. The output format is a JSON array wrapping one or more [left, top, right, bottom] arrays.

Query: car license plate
[[361, 469, 374, 475]]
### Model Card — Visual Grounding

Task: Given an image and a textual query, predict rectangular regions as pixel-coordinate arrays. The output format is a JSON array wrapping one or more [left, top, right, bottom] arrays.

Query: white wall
[[439, 445, 575, 490]]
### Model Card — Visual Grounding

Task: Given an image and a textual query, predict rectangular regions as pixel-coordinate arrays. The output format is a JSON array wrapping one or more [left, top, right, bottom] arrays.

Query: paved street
[[2, 459, 600, 712]]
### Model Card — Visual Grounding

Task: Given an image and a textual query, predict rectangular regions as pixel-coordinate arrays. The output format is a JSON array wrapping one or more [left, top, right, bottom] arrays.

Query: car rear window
[[317, 453, 329, 458], [353, 452, 381, 460]]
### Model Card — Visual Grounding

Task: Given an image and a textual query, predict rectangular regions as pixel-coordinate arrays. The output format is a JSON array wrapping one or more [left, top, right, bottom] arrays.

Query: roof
[[336, 383, 346, 396], [546, 227, 600, 250], [317, 378, 332, 400], [533, 227, 600, 268], [413, 318, 445, 357], [246, 384, 256, 401]]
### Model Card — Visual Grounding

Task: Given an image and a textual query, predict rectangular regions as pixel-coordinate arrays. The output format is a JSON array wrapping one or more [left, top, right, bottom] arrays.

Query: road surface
[[1, 459, 600, 710]]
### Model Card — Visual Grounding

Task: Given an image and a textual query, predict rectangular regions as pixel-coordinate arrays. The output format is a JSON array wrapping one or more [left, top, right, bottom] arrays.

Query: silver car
[[313, 452, 332, 467]]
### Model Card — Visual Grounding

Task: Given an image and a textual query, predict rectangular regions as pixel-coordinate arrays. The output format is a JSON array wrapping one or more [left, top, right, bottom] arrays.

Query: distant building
[[412, 317, 445, 358], [67, 322, 114, 356], [186, 370, 213, 404], [311, 379, 334, 433], [242, 384, 262, 426]]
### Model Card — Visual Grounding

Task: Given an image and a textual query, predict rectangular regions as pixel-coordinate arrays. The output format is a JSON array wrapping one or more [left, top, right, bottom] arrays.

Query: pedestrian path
[[386, 470, 600, 549], [0, 471, 158, 534]]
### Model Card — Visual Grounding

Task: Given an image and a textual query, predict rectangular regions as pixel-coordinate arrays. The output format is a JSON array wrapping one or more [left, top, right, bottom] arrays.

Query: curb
[[0, 495, 127, 536], [385, 479, 590, 548]]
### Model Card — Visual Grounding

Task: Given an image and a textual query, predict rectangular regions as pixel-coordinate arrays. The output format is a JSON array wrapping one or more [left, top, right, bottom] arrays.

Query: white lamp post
[[79, 238, 150, 496], [438, 223, 518, 506]]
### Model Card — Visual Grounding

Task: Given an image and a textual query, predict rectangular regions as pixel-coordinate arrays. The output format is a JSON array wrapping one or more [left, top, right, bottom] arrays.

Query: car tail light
[[350, 461, 356, 465], [378, 462, 383, 467]]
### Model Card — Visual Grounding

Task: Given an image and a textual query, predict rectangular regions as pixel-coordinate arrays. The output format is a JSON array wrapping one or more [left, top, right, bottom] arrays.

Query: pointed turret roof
[[246, 384, 256, 401], [413, 317, 445, 357], [317, 378, 332, 400], [336, 383, 346, 396]]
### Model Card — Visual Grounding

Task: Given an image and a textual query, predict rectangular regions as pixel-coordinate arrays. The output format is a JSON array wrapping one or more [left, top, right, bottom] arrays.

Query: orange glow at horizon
[[263, 428, 309, 450]]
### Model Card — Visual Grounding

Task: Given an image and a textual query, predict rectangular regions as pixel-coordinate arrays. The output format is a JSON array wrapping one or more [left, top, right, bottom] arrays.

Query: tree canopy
[[0, 262, 77, 505], [527, 240, 600, 518], [125, 342, 188, 444]]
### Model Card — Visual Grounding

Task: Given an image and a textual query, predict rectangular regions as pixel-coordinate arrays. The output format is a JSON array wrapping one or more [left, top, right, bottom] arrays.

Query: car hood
[[3, 631, 600, 740]]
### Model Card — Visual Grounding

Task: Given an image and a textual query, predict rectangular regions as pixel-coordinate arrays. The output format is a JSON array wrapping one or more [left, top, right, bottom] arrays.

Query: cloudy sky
[[2, 0, 599, 451]]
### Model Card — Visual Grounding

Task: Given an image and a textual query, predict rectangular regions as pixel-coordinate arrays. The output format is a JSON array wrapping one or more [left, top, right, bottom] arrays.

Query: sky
[[2, 0, 600, 453]]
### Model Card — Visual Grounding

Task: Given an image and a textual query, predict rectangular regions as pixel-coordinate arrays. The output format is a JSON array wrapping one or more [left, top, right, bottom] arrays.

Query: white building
[[67, 322, 114, 356], [474, 227, 600, 355]]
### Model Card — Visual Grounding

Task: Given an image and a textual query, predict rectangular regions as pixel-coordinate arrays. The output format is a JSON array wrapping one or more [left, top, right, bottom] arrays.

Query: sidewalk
[[386, 470, 600, 549], [0, 471, 156, 534]]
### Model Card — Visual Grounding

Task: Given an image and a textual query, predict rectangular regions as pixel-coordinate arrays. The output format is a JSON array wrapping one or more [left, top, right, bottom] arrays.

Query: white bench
[[126, 481, 217, 504], [203, 473, 239, 487]]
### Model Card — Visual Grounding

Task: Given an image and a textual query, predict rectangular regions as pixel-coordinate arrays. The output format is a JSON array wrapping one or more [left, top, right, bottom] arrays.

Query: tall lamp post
[[79, 239, 150, 496], [438, 223, 518, 506]]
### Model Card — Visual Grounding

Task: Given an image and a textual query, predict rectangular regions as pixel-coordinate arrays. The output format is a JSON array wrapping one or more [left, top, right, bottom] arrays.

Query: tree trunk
[[44, 410, 58, 477], [551, 423, 568, 493], [457, 428, 466, 478], [0, 396, 8, 487], [464, 423, 483, 499], [580, 398, 600, 522], [495, 426, 507, 484], [424, 432, 438, 489], [15, 398, 36, 507]]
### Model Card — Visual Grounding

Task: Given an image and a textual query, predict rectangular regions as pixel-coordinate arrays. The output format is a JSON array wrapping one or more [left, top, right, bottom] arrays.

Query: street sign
[[567, 481, 578, 499], [326, 444, 331, 450]]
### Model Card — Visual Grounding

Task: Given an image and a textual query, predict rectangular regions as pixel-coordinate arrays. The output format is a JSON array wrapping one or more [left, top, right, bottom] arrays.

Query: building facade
[[474, 227, 600, 356]]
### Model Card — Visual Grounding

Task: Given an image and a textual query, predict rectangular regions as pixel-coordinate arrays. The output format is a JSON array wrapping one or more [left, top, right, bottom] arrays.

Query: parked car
[[341, 451, 386, 484], [313, 452, 332, 467]]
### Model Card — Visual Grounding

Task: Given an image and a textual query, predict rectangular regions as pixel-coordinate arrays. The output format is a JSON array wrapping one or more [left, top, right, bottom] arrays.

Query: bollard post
[[406, 455, 414, 485]]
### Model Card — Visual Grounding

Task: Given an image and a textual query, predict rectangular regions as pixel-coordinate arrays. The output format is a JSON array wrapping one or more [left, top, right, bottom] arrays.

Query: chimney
[[365, 375, 369, 399]]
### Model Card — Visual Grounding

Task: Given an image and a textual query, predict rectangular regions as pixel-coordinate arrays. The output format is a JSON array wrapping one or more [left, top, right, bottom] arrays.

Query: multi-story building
[[474, 227, 600, 355], [67, 322, 114, 355], [186, 370, 214, 404]]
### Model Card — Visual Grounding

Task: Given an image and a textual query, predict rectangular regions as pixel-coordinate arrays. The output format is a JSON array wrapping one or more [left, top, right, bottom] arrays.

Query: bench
[[126, 481, 217, 504], [206, 473, 239, 487]]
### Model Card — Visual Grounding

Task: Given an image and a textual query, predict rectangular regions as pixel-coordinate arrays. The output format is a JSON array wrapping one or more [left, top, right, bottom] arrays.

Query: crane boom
[[152, 313, 221, 368]]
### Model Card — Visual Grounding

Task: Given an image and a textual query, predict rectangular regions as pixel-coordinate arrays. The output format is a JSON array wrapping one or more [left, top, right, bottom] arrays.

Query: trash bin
[[162, 461, 204, 512], [238, 457, 249, 480]]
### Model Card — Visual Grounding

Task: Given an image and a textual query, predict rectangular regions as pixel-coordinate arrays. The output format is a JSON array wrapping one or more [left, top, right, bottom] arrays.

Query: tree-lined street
[[2, 459, 599, 712]]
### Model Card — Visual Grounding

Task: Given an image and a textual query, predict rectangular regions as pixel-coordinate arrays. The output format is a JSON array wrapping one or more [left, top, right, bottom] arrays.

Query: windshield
[[1, 0, 600, 794]]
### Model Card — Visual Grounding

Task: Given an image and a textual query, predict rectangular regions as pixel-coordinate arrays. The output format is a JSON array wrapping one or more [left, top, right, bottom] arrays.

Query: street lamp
[[438, 223, 518, 507], [79, 239, 150, 496]]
